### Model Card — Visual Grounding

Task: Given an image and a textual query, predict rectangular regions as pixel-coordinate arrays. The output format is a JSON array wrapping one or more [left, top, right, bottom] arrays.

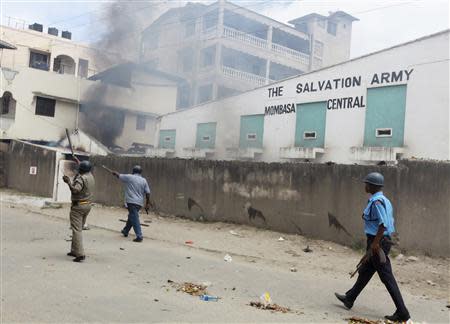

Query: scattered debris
[[249, 301, 291, 313], [328, 247, 333, 250], [185, 240, 194, 245], [406, 256, 419, 262], [260, 292, 272, 305], [303, 245, 313, 253], [144, 220, 152, 223], [199, 294, 219, 302], [168, 281, 208, 296], [426, 280, 437, 286], [224, 254, 233, 262], [395, 253, 404, 261], [229, 230, 241, 237], [154, 299, 159, 302], [186, 256, 191, 259], [346, 316, 384, 324], [278, 237, 286, 241], [290, 267, 298, 273], [119, 247, 125, 250], [232, 287, 236, 291], [446, 304, 450, 309]]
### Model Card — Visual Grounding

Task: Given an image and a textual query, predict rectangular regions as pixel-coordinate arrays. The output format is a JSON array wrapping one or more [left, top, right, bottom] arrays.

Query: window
[[376, 128, 393, 138], [78, 59, 89, 78], [164, 136, 172, 142], [304, 131, 317, 139], [35, 97, 56, 117], [1, 93, 11, 114], [201, 46, 216, 67], [179, 49, 194, 72], [327, 21, 337, 36], [185, 21, 196, 37], [202, 135, 211, 142], [314, 41, 324, 57], [197, 84, 213, 104], [29, 50, 49, 71], [136, 115, 146, 131], [247, 133, 257, 141], [203, 9, 218, 31]]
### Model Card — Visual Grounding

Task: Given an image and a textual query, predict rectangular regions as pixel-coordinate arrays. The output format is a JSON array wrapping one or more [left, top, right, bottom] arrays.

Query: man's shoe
[[67, 252, 76, 257], [385, 312, 410, 322], [334, 293, 353, 309], [73, 256, 86, 263], [133, 237, 143, 242], [121, 230, 128, 237]]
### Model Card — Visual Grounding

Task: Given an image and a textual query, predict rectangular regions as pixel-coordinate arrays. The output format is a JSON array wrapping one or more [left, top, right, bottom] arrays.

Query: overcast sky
[[1, 0, 448, 57]]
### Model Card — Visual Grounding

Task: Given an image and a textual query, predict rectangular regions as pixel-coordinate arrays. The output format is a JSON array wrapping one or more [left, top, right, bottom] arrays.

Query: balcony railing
[[223, 26, 268, 49], [271, 43, 309, 65], [222, 26, 310, 65], [221, 65, 270, 86]]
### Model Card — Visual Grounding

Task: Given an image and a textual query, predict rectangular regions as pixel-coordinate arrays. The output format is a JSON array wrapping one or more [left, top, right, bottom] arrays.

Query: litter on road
[[303, 245, 313, 253], [168, 280, 208, 296], [249, 301, 291, 313], [229, 230, 242, 237], [346, 316, 393, 324], [278, 237, 285, 241], [185, 240, 194, 245], [224, 254, 232, 262], [199, 294, 219, 302]]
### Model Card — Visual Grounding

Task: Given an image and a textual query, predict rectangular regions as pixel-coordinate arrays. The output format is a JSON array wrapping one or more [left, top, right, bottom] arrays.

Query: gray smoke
[[81, 1, 182, 148]]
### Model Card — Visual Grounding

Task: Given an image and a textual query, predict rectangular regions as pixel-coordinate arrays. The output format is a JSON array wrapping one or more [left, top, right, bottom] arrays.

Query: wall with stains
[[91, 156, 450, 256]]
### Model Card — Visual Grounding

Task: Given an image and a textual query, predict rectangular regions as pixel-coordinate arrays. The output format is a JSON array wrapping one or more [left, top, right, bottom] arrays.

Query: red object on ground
[[185, 240, 194, 245]]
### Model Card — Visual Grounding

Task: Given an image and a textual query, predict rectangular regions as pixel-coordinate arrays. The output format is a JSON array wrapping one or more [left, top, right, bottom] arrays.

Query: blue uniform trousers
[[346, 235, 409, 318]]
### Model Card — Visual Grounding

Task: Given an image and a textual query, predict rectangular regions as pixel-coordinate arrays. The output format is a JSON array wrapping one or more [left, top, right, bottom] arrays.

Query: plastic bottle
[[199, 294, 219, 302]]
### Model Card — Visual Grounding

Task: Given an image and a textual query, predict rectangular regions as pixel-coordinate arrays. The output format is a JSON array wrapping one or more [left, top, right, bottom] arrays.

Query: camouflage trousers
[[70, 204, 91, 257]]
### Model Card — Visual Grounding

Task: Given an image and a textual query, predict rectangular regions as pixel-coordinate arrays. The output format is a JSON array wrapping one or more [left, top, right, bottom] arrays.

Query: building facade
[[150, 30, 450, 164], [0, 23, 181, 152], [141, 0, 357, 108]]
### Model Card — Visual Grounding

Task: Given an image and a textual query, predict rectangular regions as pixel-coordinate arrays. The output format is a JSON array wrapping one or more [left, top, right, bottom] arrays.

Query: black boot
[[334, 293, 353, 309], [73, 256, 86, 263], [385, 311, 410, 322], [67, 252, 76, 257]]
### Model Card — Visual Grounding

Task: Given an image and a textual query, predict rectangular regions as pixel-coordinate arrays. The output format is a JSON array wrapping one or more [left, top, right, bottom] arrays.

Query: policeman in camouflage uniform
[[63, 160, 95, 263]]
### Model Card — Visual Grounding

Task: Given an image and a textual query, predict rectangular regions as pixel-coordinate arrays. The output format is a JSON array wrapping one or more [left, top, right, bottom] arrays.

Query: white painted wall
[[157, 31, 450, 164], [0, 25, 111, 76], [115, 113, 158, 149]]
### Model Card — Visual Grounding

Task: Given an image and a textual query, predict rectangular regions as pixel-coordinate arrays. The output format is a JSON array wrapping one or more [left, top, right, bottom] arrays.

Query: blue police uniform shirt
[[362, 191, 395, 236], [119, 174, 151, 207]]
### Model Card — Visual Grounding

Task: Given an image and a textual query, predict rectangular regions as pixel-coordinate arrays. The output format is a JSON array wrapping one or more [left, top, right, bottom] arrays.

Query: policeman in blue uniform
[[335, 172, 410, 322]]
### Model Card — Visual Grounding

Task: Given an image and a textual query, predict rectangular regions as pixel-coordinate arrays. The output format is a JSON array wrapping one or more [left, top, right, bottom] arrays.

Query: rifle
[[350, 248, 387, 278], [65, 128, 80, 164]]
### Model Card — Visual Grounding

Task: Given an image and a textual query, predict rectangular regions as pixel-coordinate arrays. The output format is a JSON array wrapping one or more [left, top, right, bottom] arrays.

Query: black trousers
[[346, 235, 409, 317]]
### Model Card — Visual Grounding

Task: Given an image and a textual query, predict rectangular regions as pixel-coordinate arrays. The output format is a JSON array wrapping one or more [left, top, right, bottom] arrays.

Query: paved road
[[1, 207, 448, 323]]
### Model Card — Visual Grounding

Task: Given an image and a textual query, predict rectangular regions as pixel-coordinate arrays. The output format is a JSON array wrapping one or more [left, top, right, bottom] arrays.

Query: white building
[[0, 23, 182, 153], [141, 0, 358, 107], [151, 30, 450, 164]]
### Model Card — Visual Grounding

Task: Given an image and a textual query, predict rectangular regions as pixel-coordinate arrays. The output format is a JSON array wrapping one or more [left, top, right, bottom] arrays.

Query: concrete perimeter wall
[[5, 141, 56, 197], [91, 156, 450, 257]]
